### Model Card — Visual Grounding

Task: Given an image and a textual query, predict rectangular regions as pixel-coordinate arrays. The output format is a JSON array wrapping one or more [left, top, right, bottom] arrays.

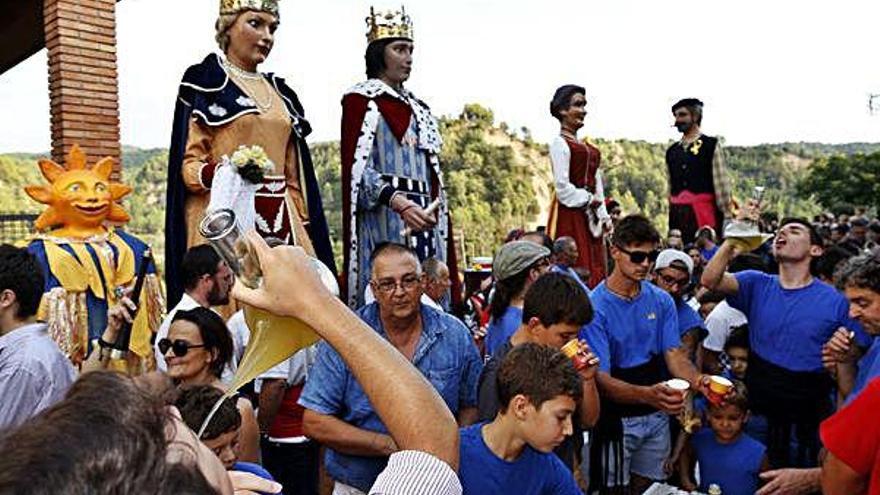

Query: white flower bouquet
[[230, 145, 273, 184]]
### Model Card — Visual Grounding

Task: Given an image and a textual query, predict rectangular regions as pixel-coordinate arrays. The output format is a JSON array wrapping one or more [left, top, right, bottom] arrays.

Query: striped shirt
[[370, 450, 462, 495]]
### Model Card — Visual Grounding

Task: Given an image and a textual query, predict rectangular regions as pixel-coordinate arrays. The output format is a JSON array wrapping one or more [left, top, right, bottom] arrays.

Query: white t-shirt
[[702, 300, 748, 352]]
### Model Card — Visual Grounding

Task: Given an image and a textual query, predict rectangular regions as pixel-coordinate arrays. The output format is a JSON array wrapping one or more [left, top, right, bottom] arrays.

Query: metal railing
[[0, 213, 37, 245]]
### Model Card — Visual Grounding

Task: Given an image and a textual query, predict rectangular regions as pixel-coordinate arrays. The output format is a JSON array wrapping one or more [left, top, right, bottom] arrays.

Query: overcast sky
[[1, 0, 879, 153]]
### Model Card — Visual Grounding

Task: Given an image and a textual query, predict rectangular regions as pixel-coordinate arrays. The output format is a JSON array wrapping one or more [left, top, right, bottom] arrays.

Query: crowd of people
[[1, 1, 880, 494]]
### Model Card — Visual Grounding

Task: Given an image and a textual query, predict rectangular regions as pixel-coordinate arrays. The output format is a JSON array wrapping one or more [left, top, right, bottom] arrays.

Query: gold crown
[[366, 6, 414, 44], [220, 0, 280, 17]]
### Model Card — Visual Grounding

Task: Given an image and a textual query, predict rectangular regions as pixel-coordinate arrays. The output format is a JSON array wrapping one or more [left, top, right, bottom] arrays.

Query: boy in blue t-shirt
[[678, 384, 768, 495], [459, 343, 582, 495], [175, 385, 284, 495], [702, 215, 866, 468], [583, 215, 709, 493]]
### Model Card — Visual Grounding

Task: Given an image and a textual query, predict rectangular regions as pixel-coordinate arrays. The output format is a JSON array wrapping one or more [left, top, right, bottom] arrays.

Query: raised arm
[[700, 240, 741, 295], [232, 232, 459, 468]]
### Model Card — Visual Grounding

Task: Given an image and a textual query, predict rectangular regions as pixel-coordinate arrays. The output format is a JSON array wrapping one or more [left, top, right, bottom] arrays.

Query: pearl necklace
[[223, 58, 273, 111], [223, 58, 262, 80]]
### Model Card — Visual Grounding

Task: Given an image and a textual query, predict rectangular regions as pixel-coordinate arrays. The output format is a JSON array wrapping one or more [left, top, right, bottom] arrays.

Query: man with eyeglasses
[[652, 249, 707, 360], [299, 242, 482, 495], [583, 215, 709, 494], [154, 245, 246, 384]]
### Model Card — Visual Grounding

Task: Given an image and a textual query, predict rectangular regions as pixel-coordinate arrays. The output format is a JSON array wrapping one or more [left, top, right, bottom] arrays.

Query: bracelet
[[97, 337, 115, 349]]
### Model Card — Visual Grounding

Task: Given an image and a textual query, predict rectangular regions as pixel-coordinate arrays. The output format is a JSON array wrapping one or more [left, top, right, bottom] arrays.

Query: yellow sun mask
[[25, 145, 132, 239]]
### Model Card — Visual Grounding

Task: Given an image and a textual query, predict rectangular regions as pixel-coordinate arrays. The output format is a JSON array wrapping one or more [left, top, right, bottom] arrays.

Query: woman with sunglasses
[[161, 307, 261, 464], [546, 84, 612, 289]]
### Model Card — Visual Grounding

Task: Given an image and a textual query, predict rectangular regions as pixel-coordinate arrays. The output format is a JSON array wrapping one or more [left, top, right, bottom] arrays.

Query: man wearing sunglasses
[[299, 242, 482, 494], [583, 215, 708, 493], [652, 249, 707, 356]]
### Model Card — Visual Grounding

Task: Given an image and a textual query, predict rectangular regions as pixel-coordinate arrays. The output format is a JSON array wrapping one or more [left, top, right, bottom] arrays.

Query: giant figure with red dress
[[341, 6, 460, 309], [546, 85, 611, 288]]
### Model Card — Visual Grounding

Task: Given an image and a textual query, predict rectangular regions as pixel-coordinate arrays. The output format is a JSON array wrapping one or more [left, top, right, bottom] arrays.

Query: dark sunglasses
[[616, 245, 660, 264], [158, 338, 205, 358]]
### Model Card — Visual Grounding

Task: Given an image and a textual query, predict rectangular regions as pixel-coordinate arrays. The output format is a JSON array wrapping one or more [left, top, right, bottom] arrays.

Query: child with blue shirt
[[175, 385, 284, 495], [678, 383, 768, 495], [459, 343, 583, 495]]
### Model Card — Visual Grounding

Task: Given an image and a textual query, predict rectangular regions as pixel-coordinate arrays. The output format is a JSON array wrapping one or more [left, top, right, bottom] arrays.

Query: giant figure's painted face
[[25, 145, 132, 238]]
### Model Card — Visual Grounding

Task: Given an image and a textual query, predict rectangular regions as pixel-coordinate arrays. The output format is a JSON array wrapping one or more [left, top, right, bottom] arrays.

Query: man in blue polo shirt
[[823, 252, 880, 405], [702, 216, 866, 469], [299, 243, 482, 494], [584, 215, 708, 494]]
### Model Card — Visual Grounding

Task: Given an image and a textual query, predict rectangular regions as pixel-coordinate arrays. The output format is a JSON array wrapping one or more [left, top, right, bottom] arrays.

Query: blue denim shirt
[[298, 303, 482, 491]]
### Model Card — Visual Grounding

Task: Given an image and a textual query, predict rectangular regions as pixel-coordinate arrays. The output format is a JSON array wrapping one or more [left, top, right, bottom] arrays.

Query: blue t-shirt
[[850, 336, 880, 404], [581, 281, 679, 373], [298, 303, 483, 491], [728, 271, 867, 372], [550, 264, 591, 296], [486, 306, 522, 356], [692, 428, 765, 495], [459, 423, 581, 495], [700, 245, 719, 261], [231, 462, 282, 495], [676, 298, 706, 337]]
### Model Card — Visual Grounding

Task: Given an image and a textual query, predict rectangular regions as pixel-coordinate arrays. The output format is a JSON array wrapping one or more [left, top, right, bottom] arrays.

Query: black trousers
[[260, 437, 320, 495]]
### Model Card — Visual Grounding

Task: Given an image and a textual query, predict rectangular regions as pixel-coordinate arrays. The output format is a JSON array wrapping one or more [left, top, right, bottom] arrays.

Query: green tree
[[797, 152, 880, 211]]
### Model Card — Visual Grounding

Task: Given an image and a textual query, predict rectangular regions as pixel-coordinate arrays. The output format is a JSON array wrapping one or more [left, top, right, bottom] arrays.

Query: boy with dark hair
[[678, 383, 769, 495], [477, 272, 600, 468], [175, 384, 281, 490], [460, 343, 583, 494], [703, 214, 867, 468], [0, 244, 76, 429], [723, 325, 749, 381], [584, 215, 707, 493]]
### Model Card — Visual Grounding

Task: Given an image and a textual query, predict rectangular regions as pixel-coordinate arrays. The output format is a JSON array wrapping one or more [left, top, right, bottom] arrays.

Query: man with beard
[[154, 245, 245, 383], [666, 98, 732, 243], [702, 217, 867, 470]]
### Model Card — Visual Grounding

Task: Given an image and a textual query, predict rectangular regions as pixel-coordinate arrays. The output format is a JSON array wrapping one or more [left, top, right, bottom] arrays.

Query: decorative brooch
[[690, 138, 703, 156]]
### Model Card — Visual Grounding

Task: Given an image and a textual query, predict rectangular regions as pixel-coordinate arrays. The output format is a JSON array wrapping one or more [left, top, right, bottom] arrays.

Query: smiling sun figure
[[26, 145, 131, 238], [24, 145, 164, 371]]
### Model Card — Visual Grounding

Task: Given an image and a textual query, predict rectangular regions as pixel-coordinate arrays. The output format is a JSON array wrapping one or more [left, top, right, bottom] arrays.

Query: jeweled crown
[[366, 6, 414, 44], [220, 0, 280, 17]]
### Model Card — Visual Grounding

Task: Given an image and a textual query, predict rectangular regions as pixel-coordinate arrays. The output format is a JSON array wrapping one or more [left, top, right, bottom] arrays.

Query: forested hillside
[[1, 103, 877, 270]]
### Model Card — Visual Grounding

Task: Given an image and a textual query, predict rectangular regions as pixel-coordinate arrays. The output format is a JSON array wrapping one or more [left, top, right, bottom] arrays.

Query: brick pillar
[[44, 0, 121, 178]]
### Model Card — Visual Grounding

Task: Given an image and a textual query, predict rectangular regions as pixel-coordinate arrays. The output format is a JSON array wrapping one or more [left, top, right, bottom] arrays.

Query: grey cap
[[493, 241, 551, 281]]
